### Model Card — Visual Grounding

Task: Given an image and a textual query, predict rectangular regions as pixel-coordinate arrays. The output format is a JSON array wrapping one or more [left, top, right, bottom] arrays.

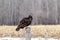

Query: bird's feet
[[25, 27, 30, 29], [25, 27, 31, 33]]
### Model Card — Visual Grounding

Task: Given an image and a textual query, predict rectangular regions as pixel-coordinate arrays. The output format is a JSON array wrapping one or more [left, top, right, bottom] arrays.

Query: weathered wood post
[[25, 27, 31, 40]]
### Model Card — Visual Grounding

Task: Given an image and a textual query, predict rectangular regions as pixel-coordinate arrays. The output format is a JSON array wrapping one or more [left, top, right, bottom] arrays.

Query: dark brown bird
[[16, 15, 33, 31]]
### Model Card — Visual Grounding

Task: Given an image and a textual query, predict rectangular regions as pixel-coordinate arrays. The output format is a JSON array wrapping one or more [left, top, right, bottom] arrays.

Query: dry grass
[[0, 25, 60, 38]]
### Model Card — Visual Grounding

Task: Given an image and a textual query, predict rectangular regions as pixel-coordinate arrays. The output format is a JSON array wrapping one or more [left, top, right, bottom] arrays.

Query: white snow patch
[[0, 37, 58, 40]]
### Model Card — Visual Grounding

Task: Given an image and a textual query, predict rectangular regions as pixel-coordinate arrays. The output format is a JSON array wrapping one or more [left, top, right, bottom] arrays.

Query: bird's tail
[[16, 27, 20, 31]]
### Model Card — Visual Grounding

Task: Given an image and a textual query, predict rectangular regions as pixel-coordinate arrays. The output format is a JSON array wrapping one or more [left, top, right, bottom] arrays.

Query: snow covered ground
[[0, 37, 58, 40]]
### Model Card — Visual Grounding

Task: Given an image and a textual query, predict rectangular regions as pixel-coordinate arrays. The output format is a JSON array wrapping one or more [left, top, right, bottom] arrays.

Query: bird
[[16, 15, 33, 31]]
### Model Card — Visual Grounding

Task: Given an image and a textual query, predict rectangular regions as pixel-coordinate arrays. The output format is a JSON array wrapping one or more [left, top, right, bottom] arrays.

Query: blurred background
[[0, 0, 60, 25]]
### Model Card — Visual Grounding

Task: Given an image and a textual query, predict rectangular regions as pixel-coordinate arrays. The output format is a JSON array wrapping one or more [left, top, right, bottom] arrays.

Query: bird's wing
[[20, 18, 27, 25], [16, 18, 31, 31], [17, 18, 27, 27], [20, 18, 31, 26], [17, 18, 31, 29]]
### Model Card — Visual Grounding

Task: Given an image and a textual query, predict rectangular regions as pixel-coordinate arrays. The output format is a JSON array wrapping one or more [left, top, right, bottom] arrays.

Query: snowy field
[[0, 37, 58, 40]]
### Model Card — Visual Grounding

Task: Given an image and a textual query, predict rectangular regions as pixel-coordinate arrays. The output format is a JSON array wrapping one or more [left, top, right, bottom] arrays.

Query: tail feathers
[[16, 27, 20, 31]]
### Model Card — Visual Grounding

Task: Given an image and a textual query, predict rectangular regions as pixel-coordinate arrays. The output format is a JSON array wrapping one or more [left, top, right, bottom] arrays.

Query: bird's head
[[28, 15, 33, 20]]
